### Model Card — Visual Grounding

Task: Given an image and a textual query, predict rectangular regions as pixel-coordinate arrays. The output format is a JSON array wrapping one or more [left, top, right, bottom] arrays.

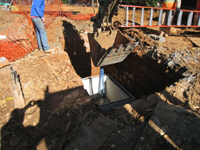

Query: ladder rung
[[198, 14, 200, 26], [132, 7, 136, 26], [149, 8, 153, 26], [167, 10, 173, 26], [141, 7, 144, 26], [187, 12, 193, 26], [125, 7, 129, 26], [158, 9, 163, 26], [177, 11, 183, 26], [120, 5, 200, 28]]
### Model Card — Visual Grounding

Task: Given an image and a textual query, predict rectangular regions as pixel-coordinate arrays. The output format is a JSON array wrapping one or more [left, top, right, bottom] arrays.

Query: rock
[[0, 57, 9, 68], [139, 116, 145, 123], [176, 88, 186, 99], [140, 137, 145, 142], [111, 144, 116, 148], [148, 34, 166, 43], [167, 60, 175, 68], [9, 134, 20, 146], [37, 138, 49, 150], [60, 89, 80, 106], [117, 130, 121, 134]]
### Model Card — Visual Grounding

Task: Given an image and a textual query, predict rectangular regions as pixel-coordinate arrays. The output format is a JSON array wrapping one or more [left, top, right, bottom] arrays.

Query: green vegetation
[[62, 0, 68, 4], [122, 0, 158, 6], [145, 0, 158, 7]]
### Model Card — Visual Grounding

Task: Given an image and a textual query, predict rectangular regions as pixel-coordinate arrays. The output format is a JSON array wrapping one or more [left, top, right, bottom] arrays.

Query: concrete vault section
[[81, 74, 135, 111]]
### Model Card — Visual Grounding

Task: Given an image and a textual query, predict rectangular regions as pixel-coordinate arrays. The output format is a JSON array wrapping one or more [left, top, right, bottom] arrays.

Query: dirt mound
[[0, 10, 21, 33]]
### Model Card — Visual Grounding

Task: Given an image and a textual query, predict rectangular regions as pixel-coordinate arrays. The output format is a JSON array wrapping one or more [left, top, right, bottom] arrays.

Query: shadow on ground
[[62, 20, 91, 78], [1, 84, 200, 150], [1, 86, 92, 150], [130, 90, 200, 150]]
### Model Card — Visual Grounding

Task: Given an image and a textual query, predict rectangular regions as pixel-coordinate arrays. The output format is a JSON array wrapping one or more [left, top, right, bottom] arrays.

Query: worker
[[157, 0, 182, 37], [30, 0, 51, 52]]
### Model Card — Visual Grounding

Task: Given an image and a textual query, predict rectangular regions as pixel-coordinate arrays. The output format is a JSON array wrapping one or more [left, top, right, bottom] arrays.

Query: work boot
[[44, 48, 55, 53]]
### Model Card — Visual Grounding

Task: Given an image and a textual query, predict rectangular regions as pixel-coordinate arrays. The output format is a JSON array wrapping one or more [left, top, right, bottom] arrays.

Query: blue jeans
[[31, 17, 50, 51]]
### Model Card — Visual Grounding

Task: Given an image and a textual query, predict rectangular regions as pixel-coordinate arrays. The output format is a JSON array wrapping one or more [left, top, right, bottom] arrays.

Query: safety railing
[[0, 14, 37, 62], [0, 0, 96, 63], [119, 4, 200, 28]]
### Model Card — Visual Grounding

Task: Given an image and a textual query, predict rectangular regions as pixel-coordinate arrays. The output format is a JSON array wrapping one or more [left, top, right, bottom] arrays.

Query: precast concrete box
[[81, 74, 135, 111]]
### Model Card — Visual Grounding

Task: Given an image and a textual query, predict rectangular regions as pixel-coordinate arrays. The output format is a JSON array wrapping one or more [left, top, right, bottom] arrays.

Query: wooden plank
[[10, 66, 25, 109], [64, 115, 118, 150]]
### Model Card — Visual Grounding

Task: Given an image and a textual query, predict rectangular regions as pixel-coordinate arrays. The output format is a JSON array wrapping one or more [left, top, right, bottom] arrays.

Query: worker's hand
[[42, 17, 45, 23], [156, 3, 160, 8], [176, 7, 180, 13], [155, 3, 160, 13]]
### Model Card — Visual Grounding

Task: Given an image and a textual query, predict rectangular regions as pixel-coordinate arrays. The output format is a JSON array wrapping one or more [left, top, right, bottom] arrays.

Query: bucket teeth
[[88, 29, 139, 67]]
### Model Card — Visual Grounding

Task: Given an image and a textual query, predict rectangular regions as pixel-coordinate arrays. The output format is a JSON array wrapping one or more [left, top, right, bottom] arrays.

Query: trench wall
[[104, 51, 185, 99]]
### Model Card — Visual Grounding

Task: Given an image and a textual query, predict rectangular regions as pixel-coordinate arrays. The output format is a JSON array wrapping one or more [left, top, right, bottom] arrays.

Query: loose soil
[[0, 5, 200, 150]]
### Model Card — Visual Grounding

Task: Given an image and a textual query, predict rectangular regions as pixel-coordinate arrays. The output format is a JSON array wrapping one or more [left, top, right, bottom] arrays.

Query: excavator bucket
[[88, 29, 139, 67]]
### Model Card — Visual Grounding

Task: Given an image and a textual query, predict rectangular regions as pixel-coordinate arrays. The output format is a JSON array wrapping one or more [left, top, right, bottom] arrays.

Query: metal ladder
[[119, 4, 200, 28]]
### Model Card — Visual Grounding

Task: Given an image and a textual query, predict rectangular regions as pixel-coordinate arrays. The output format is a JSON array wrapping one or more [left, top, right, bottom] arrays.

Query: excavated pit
[[65, 26, 187, 105], [103, 50, 186, 99], [56, 18, 187, 109], [83, 28, 187, 101], [80, 34, 186, 110], [81, 49, 186, 108], [61, 19, 182, 110]]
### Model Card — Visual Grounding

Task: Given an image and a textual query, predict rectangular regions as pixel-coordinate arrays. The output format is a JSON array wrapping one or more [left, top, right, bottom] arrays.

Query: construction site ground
[[1, 5, 200, 150]]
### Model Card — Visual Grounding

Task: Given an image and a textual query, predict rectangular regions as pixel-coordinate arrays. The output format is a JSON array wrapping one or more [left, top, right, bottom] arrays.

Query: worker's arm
[[156, 0, 163, 7], [176, 0, 181, 8], [175, 0, 181, 12], [91, 0, 120, 29]]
